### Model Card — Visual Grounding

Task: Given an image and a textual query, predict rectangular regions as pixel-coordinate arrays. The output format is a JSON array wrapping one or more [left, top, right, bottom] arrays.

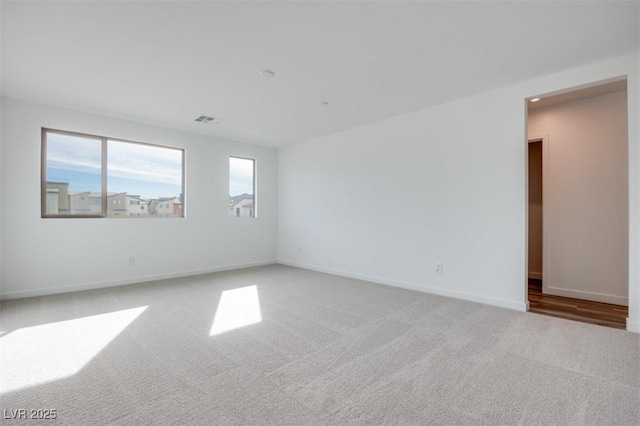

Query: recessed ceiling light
[[530, 98, 540, 102], [260, 70, 275, 78]]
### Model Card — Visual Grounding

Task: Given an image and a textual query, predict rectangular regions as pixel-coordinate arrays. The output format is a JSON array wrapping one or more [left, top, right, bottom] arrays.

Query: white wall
[[278, 53, 640, 331], [633, 35, 640, 332], [0, 96, 2, 298], [528, 91, 628, 305], [279, 79, 529, 311], [0, 98, 278, 299]]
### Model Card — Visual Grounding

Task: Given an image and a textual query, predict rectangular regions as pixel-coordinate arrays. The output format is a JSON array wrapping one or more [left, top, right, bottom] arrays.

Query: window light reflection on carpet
[[210, 285, 262, 336]]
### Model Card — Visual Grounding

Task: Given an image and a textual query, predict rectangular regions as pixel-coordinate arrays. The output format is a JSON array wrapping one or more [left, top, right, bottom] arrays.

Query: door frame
[[527, 134, 549, 304]]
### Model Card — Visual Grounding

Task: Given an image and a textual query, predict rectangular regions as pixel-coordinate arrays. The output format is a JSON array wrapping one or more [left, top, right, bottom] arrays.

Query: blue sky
[[47, 133, 255, 199], [47, 133, 182, 199]]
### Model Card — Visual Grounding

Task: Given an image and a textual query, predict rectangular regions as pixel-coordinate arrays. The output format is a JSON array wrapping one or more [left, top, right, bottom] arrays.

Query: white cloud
[[108, 140, 182, 186], [230, 157, 254, 196], [47, 133, 101, 174], [46, 134, 183, 189]]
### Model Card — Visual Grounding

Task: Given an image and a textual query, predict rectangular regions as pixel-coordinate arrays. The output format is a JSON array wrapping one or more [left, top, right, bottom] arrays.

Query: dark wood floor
[[528, 279, 628, 329]]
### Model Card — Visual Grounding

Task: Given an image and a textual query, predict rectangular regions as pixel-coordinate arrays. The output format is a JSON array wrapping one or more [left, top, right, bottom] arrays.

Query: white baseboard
[[545, 286, 628, 306], [278, 260, 528, 312], [0, 260, 277, 301], [627, 319, 640, 333], [528, 272, 542, 280]]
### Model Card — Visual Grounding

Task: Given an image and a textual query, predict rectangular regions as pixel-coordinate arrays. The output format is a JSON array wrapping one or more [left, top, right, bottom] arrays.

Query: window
[[229, 157, 255, 218], [42, 128, 184, 218]]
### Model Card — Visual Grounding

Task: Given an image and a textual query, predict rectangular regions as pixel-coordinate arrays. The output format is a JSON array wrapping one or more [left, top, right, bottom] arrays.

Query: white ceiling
[[2, 1, 638, 147]]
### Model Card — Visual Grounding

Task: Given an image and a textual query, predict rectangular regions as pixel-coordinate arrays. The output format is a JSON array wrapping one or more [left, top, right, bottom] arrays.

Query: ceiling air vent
[[194, 115, 219, 124]]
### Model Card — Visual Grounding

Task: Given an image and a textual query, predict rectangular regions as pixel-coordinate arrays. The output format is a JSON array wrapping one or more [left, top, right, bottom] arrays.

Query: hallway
[[528, 279, 628, 329]]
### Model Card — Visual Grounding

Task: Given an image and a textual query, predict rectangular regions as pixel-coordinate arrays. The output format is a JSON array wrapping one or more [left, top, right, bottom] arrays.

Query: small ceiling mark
[[260, 70, 275, 79], [321, 101, 329, 107]]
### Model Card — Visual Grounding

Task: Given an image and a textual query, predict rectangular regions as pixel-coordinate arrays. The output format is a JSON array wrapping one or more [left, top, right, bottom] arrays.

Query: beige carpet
[[1, 265, 639, 425]]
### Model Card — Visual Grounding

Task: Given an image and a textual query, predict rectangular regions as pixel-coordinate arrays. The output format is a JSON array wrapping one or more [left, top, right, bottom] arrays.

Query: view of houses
[[45, 182, 184, 217], [229, 193, 255, 217], [46, 181, 255, 218]]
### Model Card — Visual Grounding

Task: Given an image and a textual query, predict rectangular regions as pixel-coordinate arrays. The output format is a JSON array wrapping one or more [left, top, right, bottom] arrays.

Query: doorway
[[526, 79, 629, 329]]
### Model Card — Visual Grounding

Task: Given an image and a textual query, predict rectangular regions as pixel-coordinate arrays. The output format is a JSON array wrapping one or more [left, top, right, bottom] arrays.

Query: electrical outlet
[[435, 263, 443, 274], [128, 257, 135, 266]]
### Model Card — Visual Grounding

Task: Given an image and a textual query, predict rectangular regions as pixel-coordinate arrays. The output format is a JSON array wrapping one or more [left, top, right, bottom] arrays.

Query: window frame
[[41, 128, 185, 219], [229, 155, 256, 219]]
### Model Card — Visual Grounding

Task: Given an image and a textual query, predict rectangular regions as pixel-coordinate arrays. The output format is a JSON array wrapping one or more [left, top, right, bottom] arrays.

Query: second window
[[229, 157, 255, 218]]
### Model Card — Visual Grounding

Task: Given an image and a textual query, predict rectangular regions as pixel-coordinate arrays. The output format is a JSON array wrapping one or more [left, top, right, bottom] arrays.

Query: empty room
[[1, 1, 639, 425]]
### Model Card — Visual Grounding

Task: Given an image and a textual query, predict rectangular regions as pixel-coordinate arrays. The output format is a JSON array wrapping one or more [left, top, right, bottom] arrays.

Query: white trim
[[627, 318, 640, 333], [279, 260, 528, 312], [0, 260, 277, 301], [626, 63, 639, 334], [528, 272, 542, 280], [545, 286, 628, 306]]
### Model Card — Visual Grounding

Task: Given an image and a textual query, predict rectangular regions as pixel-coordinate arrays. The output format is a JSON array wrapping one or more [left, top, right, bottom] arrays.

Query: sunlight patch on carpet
[[210, 285, 262, 336], [0, 306, 147, 394]]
